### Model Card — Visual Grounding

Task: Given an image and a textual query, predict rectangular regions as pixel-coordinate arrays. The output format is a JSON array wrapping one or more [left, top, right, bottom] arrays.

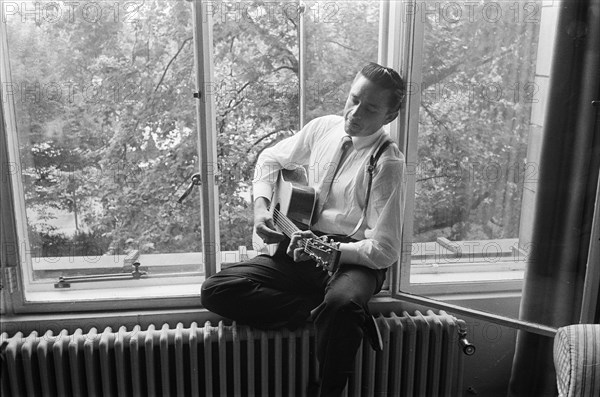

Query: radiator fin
[[1, 311, 467, 396]]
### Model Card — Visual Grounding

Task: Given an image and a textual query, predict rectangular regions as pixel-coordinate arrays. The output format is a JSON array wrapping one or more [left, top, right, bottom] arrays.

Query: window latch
[[54, 262, 147, 289], [177, 173, 202, 203]]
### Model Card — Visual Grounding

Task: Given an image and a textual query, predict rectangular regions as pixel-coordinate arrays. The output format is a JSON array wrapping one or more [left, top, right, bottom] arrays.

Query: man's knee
[[200, 275, 234, 310], [322, 291, 366, 321], [200, 276, 218, 309], [200, 273, 256, 312]]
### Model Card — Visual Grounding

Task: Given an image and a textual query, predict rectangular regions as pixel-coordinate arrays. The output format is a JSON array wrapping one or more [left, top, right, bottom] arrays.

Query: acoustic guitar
[[252, 169, 342, 273]]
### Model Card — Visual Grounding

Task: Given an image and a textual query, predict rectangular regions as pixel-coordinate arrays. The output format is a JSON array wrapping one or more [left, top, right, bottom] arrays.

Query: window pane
[[213, 1, 381, 259], [212, 1, 300, 257], [3, 0, 202, 281], [409, 0, 549, 283]]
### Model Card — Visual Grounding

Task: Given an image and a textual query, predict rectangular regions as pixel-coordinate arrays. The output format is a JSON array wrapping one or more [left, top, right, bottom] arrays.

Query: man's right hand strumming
[[254, 197, 285, 244]]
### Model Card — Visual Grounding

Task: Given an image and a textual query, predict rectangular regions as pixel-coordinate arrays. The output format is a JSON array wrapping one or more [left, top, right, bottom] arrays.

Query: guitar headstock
[[304, 238, 341, 274]]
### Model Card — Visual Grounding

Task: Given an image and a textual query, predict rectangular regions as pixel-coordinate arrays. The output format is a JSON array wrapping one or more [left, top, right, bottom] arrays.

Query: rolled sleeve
[[252, 116, 339, 202], [252, 129, 312, 202]]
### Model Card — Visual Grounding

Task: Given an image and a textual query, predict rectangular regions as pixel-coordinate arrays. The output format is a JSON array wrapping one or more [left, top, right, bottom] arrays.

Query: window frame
[[386, 0, 531, 297]]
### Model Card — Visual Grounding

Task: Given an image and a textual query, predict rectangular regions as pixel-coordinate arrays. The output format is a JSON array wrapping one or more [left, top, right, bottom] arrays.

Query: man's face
[[343, 75, 398, 137]]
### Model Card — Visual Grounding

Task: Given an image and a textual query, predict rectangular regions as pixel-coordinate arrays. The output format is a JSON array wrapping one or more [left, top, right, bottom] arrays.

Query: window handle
[[177, 173, 202, 203], [54, 262, 147, 289]]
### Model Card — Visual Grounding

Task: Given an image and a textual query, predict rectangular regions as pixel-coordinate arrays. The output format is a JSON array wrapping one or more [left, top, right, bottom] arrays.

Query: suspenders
[[345, 137, 396, 239]]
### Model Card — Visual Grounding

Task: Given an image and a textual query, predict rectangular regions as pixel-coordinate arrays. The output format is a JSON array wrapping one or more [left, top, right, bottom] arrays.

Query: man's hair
[[357, 62, 406, 113]]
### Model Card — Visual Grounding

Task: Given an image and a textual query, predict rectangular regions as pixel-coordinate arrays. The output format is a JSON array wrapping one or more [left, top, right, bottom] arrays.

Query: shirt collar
[[349, 128, 385, 151]]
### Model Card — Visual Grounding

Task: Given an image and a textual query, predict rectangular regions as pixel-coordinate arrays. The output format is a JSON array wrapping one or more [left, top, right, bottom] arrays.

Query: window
[[394, 0, 555, 298], [2, 0, 206, 307], [1, 0, 558, 315]]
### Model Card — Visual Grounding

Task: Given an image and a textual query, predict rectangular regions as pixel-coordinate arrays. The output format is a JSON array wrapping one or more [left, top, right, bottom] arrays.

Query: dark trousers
[[200, 248, 386, 397]]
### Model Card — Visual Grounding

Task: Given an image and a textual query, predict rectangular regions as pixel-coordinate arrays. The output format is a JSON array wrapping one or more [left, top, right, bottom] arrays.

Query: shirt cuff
[[253, 182, 273, 202], [339, 242, 360, 265]]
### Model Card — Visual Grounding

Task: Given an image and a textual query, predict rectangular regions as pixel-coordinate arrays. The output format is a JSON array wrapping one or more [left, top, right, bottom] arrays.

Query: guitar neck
[[272, 207, 340, 273]]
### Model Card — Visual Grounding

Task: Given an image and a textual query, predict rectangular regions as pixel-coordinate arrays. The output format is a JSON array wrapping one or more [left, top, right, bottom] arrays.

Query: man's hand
[[287, 230, 319, 262], [254, 197, 285, 244]]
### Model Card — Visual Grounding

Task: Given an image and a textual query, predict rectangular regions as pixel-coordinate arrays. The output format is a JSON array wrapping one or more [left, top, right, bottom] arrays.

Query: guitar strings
[[272, 207, 319, 258], [272, 207, 300, 236]]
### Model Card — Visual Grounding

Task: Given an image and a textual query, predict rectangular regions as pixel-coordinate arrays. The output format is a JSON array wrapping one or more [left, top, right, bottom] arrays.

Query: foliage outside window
[[406, 0, 543, 282]]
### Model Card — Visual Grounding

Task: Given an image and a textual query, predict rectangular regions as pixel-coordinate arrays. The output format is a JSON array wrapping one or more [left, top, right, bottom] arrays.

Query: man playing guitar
[[201, 63, 406, 397]]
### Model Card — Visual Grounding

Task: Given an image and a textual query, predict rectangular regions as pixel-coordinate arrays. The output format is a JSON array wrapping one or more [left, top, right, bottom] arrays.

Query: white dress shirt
[[253, 115, 406, 269]]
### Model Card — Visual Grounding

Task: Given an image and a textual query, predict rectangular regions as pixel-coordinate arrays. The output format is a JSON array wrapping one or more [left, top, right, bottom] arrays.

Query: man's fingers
[[293, 247, 310, 262], [265, 218, 276, 230], [256, 223, 284, 244]]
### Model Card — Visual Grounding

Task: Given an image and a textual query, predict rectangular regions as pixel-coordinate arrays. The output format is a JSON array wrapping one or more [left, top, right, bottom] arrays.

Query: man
[[201, 62, 406, 396]]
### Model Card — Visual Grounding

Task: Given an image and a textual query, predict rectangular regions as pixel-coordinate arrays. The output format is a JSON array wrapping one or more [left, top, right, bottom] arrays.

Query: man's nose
[[352, 105, 365, 119]]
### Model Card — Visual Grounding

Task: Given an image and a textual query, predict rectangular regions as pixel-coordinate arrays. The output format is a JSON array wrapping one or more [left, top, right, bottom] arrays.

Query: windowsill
[[16, 248, 527, 310], [411, 269, 524, 284], [25, 277, 204, 303], [2, 294, 398, 334], [0, 291, 524, 337]]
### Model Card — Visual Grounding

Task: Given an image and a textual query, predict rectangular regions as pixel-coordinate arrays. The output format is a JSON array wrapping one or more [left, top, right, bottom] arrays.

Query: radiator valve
[[458, 328, 476, 355]]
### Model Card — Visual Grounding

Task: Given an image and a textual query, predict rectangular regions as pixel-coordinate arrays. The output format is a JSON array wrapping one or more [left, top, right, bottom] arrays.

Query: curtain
[[508, 0, 600, 395]]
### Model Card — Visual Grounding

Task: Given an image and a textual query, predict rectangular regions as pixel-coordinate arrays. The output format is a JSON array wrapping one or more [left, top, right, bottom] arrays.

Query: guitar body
[[252, 169, 317, 255], [252, 169, 341, 272], [272, 169, 317, 229]]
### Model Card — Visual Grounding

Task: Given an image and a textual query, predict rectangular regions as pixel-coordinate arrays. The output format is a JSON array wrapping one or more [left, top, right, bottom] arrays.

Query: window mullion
[[388, 0, 423, 296], [377, 1, 390, 67], [192, 0, 220, 277], [298, 1, 306, 128]]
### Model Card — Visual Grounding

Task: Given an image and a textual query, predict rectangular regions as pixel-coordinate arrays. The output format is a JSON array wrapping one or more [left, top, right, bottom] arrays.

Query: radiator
[[1, 310, 469, 397]]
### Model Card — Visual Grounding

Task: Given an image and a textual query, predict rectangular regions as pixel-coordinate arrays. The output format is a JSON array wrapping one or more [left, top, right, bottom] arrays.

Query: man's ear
[[384, 110, 399, 125]]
